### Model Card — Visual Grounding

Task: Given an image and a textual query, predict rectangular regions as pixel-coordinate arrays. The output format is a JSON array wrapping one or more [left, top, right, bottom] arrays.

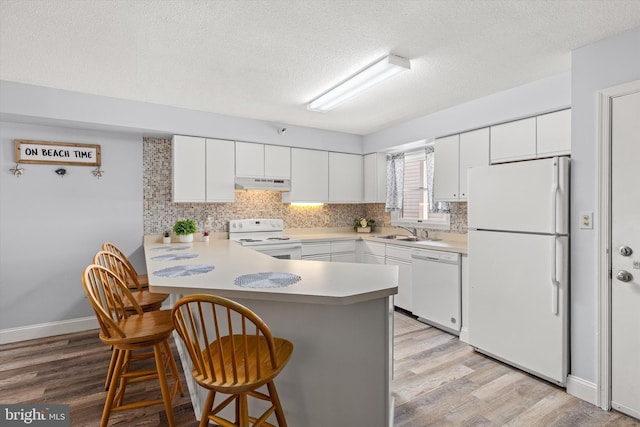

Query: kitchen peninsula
[[143, 236, 398, 427]]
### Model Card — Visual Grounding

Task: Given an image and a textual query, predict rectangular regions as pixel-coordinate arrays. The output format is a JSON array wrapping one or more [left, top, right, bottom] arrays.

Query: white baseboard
[[0, 317, 98, 345], [459, 327, 469, 344], [566, 374, 598, 406]]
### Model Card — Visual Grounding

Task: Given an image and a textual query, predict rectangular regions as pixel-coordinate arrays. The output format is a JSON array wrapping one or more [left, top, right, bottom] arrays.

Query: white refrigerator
[[467, 157, 569, 387]]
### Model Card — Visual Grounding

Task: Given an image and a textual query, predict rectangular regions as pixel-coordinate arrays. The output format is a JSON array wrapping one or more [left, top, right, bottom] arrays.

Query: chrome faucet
[[396, 225, 417, 237]]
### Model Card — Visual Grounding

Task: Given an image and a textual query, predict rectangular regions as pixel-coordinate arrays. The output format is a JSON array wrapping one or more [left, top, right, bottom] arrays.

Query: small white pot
[[357, 227, 371, 233], [177, 234, 193, 243], [162, 236, 171, 244], [203, 235, 210, 242]]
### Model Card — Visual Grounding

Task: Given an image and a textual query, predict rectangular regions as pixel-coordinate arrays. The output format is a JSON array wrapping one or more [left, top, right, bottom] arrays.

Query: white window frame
[[390, 149, 450, 230]]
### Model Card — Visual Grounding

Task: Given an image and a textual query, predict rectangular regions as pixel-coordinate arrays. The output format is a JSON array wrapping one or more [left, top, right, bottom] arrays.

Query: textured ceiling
[[1, 0, 640, 135]]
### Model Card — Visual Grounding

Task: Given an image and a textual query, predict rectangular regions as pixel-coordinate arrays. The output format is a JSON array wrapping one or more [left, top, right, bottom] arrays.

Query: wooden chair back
[[102, 242, 145, 284], [171, 294, 281, 389], [94, 250, 142, 291], [82, 264, 143, 340]]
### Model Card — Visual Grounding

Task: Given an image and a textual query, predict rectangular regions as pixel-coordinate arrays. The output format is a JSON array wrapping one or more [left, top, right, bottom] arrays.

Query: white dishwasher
[[411, 248, 461, 335]]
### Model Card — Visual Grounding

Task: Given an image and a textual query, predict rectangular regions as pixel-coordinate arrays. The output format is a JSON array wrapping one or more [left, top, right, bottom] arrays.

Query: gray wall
[[0, 121, 143, 331], [363, 72, 571, 152], [570, 26, 640, 383]]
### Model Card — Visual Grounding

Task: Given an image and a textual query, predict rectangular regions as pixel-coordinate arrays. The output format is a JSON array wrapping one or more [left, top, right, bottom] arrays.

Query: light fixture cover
[[308, 54, 411, 112]]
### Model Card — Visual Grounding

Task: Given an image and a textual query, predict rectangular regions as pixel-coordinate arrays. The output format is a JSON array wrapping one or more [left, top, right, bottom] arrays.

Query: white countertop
[[286, 230, 468, 254], [144, 236, 398, 305]]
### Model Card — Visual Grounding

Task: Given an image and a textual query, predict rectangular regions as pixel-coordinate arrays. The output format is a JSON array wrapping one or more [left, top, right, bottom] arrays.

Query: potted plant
[[162, 230, 171, 244], [354, 218, 375, 233], [173, 218, 197, 243], [202, 229, 210, 242]]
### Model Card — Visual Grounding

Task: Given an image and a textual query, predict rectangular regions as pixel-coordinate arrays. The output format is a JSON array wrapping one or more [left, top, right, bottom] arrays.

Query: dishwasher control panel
[[411, 249, 460, 264]]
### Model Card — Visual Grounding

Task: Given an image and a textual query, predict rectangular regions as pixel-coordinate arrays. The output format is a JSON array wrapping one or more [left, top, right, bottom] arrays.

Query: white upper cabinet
[[235, 142, 290, 179], [283, 148, 329, 203], [364, 153, 387, 203], [235, 142, 264, 177], [490, 110, 571, 164], [434, 128, 490, 201], [173, 136, 235, 202], [206, 138, 235, 202], [433, 134, 460, 201], [459, 127, 490, 199], [173, 135, 206, 202], [329, 152, 363, 203], [490, 117, 537, 164], [264, 145, 291, 179], [536, 109, 571, 158]]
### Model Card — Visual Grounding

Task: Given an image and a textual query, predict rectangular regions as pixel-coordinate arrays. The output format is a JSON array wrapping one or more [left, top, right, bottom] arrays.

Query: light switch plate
[[580, 212, 593, 229]]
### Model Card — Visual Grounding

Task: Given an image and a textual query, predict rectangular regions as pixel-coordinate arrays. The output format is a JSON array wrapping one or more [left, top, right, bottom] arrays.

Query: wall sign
[[14, 140, 101, 166]]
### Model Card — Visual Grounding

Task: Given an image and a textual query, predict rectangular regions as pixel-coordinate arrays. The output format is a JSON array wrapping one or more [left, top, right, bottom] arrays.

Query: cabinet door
[[286, 148, 328, 202], [490, 117, 536, 164], [363, 253, 385, 265], [235, 142, 264, 177], [301, 241, 331, 257], [536, 109, 571, 158], [329, 152, 363, 203], [433, 134, 460, 201], [173, 135, 206, 202], [387, 258, 412, 312], [265, 145, 291, 178], [332, 253, 357, 263], [364, 153, 387, 203], [459, 128, 490, 200], [205, 139, 235, 202]]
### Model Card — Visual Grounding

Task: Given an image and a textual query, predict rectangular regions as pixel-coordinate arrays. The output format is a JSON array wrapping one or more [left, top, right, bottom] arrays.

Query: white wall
[[0, 81, 363, 154], [0, 122, 143, 340], [363, 72, 571, 152], [570, 26, 640, 384]]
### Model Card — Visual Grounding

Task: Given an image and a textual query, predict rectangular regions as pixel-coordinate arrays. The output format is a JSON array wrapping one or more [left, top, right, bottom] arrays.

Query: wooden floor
[[0, 311, 638, 426]]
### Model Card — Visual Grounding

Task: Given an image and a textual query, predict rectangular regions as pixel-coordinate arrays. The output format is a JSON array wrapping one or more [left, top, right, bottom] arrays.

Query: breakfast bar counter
[[143, 235, 398, 427]]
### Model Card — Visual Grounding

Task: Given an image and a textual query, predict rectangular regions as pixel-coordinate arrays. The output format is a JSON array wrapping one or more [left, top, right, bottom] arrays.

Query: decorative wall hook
[[92, 166, 104, 178], [10, 163, 25, 177], [55, 168, 67, 177]]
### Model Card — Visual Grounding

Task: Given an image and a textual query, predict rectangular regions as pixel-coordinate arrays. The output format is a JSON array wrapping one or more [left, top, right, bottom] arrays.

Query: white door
[[611, 90, 640, 418]]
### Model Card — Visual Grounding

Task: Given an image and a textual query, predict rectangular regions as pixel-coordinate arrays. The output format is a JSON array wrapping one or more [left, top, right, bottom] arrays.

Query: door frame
[[596, 79, 640, 410]]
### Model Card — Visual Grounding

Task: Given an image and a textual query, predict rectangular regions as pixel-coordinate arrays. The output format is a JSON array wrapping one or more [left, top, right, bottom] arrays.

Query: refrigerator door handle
[[551, 157, 559, 235], [551, 236, 559, 315], [551, 157, 559, 315]]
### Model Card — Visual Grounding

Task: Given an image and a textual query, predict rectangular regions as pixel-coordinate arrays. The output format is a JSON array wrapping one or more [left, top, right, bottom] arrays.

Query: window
[[391, 147, 450, 229]]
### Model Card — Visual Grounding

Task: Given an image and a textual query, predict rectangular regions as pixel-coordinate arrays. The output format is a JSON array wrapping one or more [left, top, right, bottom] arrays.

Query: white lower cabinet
[[362, 241, 385, 265], [331, 240, 357, 262], [301, 241, 331, 260], [385, 245, 413, 312], [301, 240, 357, 262]]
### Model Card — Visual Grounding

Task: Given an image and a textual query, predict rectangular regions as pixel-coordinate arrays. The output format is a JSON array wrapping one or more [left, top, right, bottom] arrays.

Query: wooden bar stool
[[102, 242, 149, 287], [172, 294, 293, 427], [82, 264, 183, 427], [94, 250, 170, 390], [94, 250, 168, 312]]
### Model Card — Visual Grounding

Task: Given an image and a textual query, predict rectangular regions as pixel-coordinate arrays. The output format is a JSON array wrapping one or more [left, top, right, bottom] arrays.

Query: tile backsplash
[[143, 137, 467, 234]]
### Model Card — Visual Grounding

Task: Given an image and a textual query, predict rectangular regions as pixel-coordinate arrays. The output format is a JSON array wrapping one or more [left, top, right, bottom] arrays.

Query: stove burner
[[239, 238, 263, 242], [266, 237, 290, 241]]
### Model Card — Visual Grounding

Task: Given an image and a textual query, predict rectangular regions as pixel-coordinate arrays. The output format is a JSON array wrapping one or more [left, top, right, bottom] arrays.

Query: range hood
[[235, 177, 291, 191]]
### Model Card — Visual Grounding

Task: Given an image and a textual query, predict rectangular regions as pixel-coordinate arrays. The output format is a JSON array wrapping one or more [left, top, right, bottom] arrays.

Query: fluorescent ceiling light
[[308, 54, 411, 112]]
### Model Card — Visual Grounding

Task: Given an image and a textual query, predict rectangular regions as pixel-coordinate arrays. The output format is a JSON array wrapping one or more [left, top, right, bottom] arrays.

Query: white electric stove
[[228, 219, 301, 260]]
